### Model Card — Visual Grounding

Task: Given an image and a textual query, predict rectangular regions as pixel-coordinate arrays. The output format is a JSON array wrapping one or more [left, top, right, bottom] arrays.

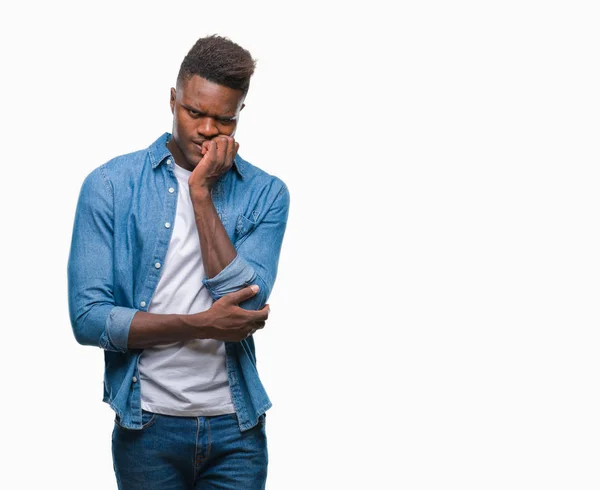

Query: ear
[[170, 88, 176, 114]]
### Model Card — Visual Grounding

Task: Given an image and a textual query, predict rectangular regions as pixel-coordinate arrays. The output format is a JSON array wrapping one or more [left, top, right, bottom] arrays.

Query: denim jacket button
[[132, 376, 137, 383]]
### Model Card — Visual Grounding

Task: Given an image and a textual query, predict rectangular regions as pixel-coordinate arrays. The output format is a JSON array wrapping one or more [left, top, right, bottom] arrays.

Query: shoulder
[[81, 134, 166, 190], [235, 154, 289, 202], [78, 149, 146, 200], [101, 147, 149, 180]]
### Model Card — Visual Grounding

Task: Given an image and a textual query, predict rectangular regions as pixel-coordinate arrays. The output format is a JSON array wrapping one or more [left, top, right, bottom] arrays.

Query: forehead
[[178, 75, 245, 115]]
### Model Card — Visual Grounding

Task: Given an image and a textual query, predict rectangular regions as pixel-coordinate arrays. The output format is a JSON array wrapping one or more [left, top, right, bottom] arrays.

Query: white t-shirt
[[138, 161, 234, 416]]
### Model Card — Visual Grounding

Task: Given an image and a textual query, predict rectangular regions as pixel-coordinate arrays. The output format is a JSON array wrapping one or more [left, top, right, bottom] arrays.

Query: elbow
[[254, 285, 270, 309], [69, 302, 122, 350], [71, 319, 98, 348], [71, 317, 126, 352], [68, 296, 101, 347], [241, 275, 271, 310]]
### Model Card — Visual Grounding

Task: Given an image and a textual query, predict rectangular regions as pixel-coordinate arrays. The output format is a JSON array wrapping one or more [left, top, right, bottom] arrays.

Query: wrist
[[189, 185, 212, 202], [183, 310, 212, 339]]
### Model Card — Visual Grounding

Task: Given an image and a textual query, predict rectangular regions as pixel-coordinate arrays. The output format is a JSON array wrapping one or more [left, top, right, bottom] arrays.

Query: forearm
[[127, 310, 208, 349], [200, 183, 290, 310], [191, 189, 237, 279], [128, 285, 267, 348]]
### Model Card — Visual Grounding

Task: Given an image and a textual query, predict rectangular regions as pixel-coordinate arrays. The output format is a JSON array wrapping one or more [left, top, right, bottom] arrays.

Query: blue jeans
[[112, 410, 268, 489]]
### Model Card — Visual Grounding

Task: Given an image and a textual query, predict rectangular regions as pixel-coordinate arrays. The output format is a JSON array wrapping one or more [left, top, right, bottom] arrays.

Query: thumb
[[224, 285, 259, 305]]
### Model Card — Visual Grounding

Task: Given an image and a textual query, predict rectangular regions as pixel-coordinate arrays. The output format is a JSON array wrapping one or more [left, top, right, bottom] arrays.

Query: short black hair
[[177, 35, 256, 95]]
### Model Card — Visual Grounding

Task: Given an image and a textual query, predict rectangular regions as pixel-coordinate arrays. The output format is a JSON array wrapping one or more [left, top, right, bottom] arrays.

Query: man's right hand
[[127, 285, 269, 349], [196, 285, 269, 342]]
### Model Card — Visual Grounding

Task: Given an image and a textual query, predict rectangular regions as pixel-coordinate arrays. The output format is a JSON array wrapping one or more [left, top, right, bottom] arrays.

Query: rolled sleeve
[[202, 182, 289, 311], [202, 254, 257, 300], [105, 306, 138, 352]]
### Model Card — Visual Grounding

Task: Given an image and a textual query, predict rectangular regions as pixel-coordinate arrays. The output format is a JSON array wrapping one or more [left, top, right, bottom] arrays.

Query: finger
[[223, 285, 260, 305], [214, 135, 230, 167], [202, 139, 213, 156], [247, 320, 265, 330], [251, 304, 270, 322], [225, 136, 236, 167], [253, 320, 265, 329], [198, 140, 216, 165]]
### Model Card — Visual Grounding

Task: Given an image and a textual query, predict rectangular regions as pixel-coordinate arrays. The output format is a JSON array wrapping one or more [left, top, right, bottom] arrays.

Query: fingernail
[[250, 285, 259, 293]]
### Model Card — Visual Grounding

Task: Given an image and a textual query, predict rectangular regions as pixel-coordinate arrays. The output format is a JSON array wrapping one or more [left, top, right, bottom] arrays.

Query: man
[[67, 34, 289, 489]]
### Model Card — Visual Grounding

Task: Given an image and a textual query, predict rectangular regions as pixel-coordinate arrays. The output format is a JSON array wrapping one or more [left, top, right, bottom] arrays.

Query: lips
[[192, 140, 206, 154]]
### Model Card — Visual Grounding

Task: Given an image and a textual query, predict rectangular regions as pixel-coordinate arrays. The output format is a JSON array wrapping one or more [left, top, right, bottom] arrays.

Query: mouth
[[192, 140, 206, 153]]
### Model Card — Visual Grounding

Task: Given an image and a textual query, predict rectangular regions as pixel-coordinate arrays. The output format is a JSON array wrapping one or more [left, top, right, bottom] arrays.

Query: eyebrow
[[181, 103, 237, 120]]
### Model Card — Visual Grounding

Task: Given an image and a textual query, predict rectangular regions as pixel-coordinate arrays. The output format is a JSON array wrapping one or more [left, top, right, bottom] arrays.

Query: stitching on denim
[[193, 417, 201, 478], [99, 164, 114, 198], [148, 144, 156, 168], [104, 308, 130, 354], [98, 164, 123, 353], [141, 411, 157, 430], [206, 417, 212, 460], [275, 183, 288, 201]]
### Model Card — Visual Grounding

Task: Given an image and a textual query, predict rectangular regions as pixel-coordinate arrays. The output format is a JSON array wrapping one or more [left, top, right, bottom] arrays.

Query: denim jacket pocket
[[235, 213, 258, 242], [114, 410, 157, 431]]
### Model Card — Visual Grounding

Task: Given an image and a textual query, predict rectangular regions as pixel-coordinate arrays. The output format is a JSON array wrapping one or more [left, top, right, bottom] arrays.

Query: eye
[[188, 109, 200, 117], [218, 118, 235, 125]]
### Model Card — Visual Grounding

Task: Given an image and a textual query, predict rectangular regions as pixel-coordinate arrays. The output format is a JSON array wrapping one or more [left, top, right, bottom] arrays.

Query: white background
[[1, 1, 599, 488]]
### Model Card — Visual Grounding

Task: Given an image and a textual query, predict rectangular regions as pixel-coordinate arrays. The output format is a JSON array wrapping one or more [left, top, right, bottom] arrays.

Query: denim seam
[[276, 183, 288, 200], [99, 164, 114, 198], [97, 164, 120, 352], [206, 417, 212, 460], [148, 144, 156, 168], [194, 417, 201, 478], [105, 307, 133, 354], [104, 308, 119, 353]]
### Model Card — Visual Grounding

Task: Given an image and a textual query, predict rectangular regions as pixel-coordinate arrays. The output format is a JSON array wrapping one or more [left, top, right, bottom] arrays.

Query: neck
[[166, 138, 194, 172]]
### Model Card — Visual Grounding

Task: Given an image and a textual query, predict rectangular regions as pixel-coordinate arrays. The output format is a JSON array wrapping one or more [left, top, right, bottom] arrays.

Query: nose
[[196, 116, 220, 138]]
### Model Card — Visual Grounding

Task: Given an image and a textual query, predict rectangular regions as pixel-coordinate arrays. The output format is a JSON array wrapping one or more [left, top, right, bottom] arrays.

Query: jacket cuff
[[105, 306, 137, 352], [202, 254, 257, 300]]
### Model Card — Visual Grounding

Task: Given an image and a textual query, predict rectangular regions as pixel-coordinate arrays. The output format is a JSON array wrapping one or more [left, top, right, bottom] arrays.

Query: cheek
[[175, 118, 193, 138], [220, 124, 236, 136]]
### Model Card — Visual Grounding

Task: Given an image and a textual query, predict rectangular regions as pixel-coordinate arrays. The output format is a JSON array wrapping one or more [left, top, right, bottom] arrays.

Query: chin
[[181, 156, 199, 170], [190, 157, 202, 167]]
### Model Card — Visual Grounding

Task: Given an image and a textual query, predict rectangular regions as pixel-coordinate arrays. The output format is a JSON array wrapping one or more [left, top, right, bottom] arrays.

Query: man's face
[[168, 75, 245, 171]]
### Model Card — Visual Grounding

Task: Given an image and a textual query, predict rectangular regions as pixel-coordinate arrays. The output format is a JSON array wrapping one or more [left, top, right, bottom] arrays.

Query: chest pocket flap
[[235, 212, 259, 243]]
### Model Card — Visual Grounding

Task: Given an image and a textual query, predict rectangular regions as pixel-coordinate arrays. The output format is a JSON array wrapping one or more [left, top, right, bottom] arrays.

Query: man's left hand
[[189, 136, 239, 195]]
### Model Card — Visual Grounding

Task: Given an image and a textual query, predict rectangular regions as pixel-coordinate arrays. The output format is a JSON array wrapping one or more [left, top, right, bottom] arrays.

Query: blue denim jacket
[[67, 133, 289, 431]]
